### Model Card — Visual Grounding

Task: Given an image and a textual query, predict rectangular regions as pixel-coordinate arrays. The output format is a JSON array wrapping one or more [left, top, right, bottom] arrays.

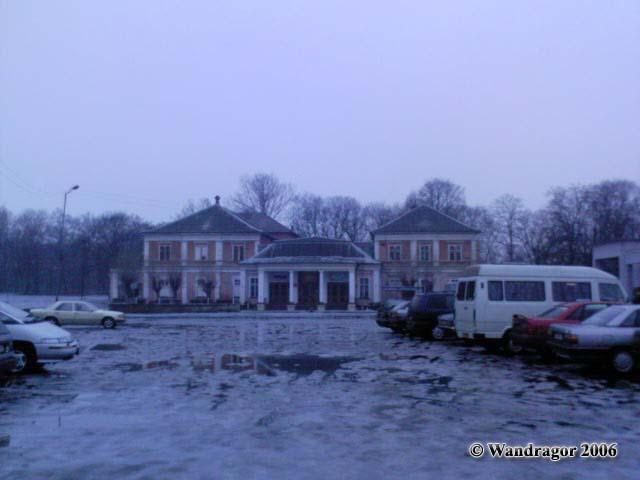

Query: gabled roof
[[372, 206, 480, 235], [242, 237, 378, 265], [150, 205, 294, 236], [235, 211, 294, 234]]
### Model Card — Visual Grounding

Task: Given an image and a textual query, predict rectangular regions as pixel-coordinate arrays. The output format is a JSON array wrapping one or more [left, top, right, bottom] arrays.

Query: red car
[[512, 302, 615, 356]]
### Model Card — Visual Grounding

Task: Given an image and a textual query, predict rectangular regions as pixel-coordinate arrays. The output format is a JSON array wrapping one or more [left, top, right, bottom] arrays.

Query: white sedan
[[0, 301, 79, 373], [30, 301, 126, 329]]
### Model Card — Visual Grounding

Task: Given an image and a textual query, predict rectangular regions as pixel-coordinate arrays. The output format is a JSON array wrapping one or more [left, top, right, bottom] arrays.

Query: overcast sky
[[1, 1, 639, 222]]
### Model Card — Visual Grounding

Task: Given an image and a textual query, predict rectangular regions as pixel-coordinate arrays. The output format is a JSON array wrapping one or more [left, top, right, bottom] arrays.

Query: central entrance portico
[[242, 238, 381, 311]]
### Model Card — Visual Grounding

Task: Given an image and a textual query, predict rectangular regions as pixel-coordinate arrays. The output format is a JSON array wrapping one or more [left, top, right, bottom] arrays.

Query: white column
[[471, 240, 477, 263], [410, 240, 418, 262], [288, 270, 296, 304], [143, 240, 150, 265], [374, 241, 380, 260], [181, 241, 188, 265], [258, 269, 268, 304], [215, 271, 221, 301], [433, 240, 440, 266], [216, 240, 223, 262], [348, 268, 356, 307], [373, 268, 381, 302], [239, 270, 247, 304], [181, 271, 188, 304], [143, 271, 150, 301], [319, 270, 327, 304], [109, 271, 119, 300]]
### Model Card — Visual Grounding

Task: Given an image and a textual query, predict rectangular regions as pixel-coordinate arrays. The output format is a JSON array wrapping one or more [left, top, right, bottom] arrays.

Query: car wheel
[[502, 330, 522, 356], [45, 316, 60, 326], [12, 344, 36, 374], [432, 326, 445, 341], [102, 317, 116, 329], [611, 350, 635, 374]]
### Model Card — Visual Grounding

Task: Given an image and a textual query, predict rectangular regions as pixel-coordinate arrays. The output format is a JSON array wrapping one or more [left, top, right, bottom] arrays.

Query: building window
[[419, 245, 431, 262], [359, 278, 370, 299], [195, 244, 208, 261], [388, 244, 402, 261], [249, 278, 258, 299], [159, 244, 171, 261], [233, 245, 245, 262], [448, 244, 462, 262]]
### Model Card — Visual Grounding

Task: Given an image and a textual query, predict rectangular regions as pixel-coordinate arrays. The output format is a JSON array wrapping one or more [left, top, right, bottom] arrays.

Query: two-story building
[[115, 195, 298, 305], [110, 200, 480, 309], [371, 206, 481, 299]]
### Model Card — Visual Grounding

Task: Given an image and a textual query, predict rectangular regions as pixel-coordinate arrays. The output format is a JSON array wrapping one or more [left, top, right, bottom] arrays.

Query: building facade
[[110, 200, 480, 308], [593, 240, 640, 296], [371, 206, 481, 300]]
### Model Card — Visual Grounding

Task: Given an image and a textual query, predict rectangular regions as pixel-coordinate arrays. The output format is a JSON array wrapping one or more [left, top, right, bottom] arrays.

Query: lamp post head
[[72, 185, 79, 190]]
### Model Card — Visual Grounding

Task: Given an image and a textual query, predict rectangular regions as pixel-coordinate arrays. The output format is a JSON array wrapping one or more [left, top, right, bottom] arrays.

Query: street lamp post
[[55, 185, 79, 301]]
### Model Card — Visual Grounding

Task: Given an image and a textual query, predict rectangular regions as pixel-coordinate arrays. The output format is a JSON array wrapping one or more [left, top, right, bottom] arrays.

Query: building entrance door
[[268, 283, 289, 310], [327, 282, 349, 309]]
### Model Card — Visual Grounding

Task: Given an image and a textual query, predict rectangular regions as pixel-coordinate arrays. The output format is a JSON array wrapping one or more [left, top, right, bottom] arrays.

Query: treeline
[[0, 208, 150, 295], [1, 175, 639, 295]]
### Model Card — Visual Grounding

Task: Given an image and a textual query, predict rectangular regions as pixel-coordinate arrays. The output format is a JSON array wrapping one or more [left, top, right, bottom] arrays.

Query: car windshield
[[537, 306, 569, 319], [582, 306, 626, 326], [392, 301, 410, 311], [0, 301, 40, 324]]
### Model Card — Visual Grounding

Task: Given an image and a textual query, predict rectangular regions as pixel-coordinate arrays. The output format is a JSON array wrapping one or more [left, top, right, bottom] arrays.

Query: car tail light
[[564, 334, 579, 344]]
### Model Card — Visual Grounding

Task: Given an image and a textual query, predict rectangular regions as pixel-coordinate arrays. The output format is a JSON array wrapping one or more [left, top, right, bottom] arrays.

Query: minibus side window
[[456, 282, 466, 301], [552, 282, 592, 302], [504, 281, 546, 302], [598, 283, 625, 302], [465, 281, 476, 301], [488, 281, 504, 301]]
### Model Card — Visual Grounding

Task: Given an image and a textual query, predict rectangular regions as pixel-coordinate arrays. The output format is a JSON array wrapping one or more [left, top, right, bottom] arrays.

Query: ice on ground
[[1, 316, 639, 479]]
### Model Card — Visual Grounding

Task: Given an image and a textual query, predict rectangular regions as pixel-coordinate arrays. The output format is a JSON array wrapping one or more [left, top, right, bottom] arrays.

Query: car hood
[[6, 321, 73, 341]]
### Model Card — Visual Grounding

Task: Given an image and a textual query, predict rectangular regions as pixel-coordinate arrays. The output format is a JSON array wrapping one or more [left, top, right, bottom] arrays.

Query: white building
[[593, 240, 640, 296]]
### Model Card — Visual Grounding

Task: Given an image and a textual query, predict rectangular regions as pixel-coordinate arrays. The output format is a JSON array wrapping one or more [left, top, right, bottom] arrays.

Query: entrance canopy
[[242, 237, 381, 310]]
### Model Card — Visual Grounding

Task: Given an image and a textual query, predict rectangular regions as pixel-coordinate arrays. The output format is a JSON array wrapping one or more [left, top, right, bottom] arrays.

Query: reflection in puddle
[[189, 353, 359, 377]]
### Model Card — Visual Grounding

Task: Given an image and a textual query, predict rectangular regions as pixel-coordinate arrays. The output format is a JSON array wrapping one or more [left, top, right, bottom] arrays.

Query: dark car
[[512, 302, 614, 356], [0, 320, 15, 377], [405, 292, 454, 337], [376, 300, 410, 333]]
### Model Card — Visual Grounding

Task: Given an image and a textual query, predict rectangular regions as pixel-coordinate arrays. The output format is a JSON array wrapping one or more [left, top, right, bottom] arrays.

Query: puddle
[[91, 344, 126, 351], [187, 353, 359, 376]]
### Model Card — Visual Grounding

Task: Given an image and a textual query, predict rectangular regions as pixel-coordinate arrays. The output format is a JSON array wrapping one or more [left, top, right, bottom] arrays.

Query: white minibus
[[454, 264, 627, 353]]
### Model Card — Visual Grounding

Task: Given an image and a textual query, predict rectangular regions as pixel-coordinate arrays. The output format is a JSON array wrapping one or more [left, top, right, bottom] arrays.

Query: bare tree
[[492, 194, 527, 262], [362, 202, 402, 234], [169, 274, 181, 301], [231, 173, 294, 220], [197, 276, 216, 304], [405, 178, 466, 217], [151, 277, 163, 302], [289, 194, 326, 238], [174, 197, 213, 219]]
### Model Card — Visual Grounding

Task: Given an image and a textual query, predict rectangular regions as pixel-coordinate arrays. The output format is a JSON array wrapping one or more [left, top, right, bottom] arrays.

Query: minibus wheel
[[502, 330, 522, 356]]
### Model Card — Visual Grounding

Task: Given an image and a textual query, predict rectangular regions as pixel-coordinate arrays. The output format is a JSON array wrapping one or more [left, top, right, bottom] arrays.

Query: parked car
[[432, 313, 457, 340], [30, 301, 126, 328], [0, 320, 15, 377], [512, 302, 614, 356], [455, 264, 627, 354], [0, 301, 79, 373], [376, 300, 410, 332], [405, 292, 454, 337], [548, 305, 640, 373]]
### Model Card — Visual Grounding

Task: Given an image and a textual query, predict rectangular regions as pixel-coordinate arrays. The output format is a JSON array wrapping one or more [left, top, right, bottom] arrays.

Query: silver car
[[548, 305, 640, 373]]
